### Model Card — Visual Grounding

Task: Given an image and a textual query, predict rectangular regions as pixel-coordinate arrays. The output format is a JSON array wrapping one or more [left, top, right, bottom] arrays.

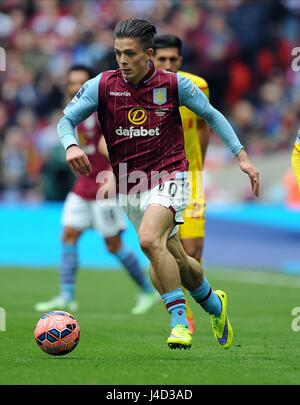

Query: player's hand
[[237, 150, 259, 197], [66, 145, 91, 176]]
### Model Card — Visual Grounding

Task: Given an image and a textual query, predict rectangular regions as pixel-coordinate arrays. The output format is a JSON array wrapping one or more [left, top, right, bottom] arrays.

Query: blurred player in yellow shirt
[[153, 35, 210, 334], [291, 129, 300, 190]]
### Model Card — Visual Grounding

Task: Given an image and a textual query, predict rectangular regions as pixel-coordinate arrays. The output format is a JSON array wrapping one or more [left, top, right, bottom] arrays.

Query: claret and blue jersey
[[58, 62, 243, 192]]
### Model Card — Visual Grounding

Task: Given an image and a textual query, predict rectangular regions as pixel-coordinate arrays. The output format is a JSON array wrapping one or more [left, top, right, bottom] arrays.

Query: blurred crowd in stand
[[0, 0, 299, 201]]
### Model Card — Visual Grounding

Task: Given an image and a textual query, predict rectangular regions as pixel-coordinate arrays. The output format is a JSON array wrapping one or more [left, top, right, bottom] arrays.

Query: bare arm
[[66, 144, 91, 177], [97, 136, 109, 160], [236, 149, 259, 197]]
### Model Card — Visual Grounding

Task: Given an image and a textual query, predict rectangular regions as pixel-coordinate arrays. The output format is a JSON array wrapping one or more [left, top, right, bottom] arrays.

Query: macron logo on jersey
[[116, 126, 160, 138], [110, 91, 131, 97]]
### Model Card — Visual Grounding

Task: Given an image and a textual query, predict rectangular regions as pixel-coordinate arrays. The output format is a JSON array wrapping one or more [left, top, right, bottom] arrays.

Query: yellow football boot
[[167, 324, 192, 350], [210, 290, 233, 349]]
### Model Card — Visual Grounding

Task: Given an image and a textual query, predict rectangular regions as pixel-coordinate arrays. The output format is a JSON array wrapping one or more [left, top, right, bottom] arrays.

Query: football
[[34, 310, 80, 356]]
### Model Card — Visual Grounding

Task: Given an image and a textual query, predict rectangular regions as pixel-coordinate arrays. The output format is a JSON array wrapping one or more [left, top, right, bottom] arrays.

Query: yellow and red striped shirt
[[179, 70, 209, 174]]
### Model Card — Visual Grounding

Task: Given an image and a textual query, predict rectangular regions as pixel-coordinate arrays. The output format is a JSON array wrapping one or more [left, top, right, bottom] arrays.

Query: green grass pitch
[[0, 267, 300, 385]]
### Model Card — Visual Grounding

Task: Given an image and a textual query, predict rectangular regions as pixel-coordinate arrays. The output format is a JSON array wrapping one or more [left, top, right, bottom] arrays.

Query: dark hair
[[114, 19, 157, 51], [68, 65, 94, 80], [153, 35, 182, 55]]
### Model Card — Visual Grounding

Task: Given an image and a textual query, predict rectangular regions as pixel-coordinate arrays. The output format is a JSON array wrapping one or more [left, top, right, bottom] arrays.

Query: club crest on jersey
[[153, 88, 167, 105]]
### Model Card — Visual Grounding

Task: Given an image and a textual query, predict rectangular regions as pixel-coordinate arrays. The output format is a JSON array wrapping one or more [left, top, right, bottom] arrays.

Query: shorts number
[[190, 202, 202, 218], [158, 181, 180, 197], [168, 182, 178, 197], [186, 200, 205, 218], [158, 182, 164, 192]]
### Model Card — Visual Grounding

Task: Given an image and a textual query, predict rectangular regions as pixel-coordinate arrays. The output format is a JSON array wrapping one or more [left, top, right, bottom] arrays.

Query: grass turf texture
[[0, 267, 300, 385]]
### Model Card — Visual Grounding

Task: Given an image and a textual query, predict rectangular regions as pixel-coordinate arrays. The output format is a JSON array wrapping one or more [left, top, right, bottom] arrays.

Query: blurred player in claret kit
[[57, 19, 259, 350], [35, 65, 159, 315], [291, 129, 300, 190], [153, 34, 210, 334]]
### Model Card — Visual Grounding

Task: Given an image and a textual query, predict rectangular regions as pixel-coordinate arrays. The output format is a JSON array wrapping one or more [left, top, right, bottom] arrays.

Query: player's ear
[[146, 48, 154, 58]]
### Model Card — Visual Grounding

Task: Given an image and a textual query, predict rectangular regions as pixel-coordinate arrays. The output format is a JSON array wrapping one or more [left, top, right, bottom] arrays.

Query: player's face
[[152, 47, 182, 73], [67, 70, 90, 99], [114, 38, 153, 84]]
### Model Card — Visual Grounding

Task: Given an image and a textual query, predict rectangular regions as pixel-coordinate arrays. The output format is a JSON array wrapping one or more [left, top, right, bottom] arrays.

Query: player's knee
[[62, 227, 80, 244], [105, 236, 121, 253], [139, 232, 160, 256]]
